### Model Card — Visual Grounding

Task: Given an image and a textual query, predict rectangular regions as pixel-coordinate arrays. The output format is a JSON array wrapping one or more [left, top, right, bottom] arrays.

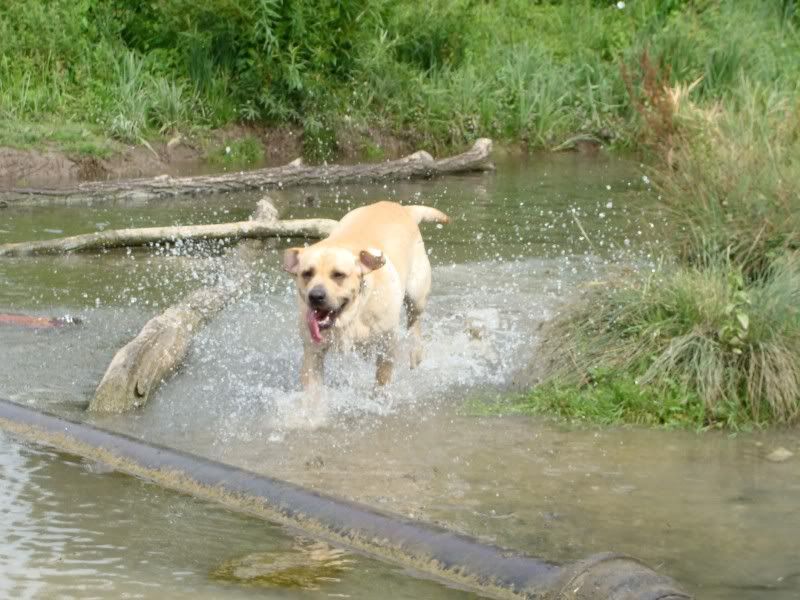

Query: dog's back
[[319, 201, 447, 287]]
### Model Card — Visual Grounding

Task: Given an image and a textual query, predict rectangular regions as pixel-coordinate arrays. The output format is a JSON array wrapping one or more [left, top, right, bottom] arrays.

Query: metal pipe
[[0, 398, 691, 600]]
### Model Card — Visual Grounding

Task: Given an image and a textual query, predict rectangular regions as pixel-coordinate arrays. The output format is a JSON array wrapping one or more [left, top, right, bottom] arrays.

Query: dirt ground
[[0, 125, 418, 189]]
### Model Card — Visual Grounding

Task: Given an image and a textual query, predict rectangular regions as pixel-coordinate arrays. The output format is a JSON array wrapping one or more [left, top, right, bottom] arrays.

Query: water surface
[[0, 431, 478, 599], [2, 154, 798, 599]]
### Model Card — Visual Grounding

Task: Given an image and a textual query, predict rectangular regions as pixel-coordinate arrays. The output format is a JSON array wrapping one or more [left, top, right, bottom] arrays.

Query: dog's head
[[283, 245, 385, 343]]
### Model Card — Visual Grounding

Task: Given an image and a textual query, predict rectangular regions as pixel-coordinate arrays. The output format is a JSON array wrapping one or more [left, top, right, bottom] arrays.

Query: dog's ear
[[283, 248, 302, 274], [359, 248, 386, 273]]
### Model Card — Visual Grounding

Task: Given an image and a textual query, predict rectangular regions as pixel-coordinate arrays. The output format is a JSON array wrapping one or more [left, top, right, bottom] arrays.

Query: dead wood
[[3, 139, 493, 203], [0, 218, 336, 257], [88, 198, 300, 413]]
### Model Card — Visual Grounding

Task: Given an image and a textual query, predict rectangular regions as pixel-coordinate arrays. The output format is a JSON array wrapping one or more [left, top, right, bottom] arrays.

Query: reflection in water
[[0, 438, 43, 600], [1, 155, 798, 599], [0, 433, 477, 599]]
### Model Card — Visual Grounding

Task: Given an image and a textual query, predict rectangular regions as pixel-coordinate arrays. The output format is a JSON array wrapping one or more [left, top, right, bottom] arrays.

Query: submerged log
[[3, 139, 493, 202], [89, 198, 292, 413], [0, 313, 81, 329], [0, 218, 336, 257]]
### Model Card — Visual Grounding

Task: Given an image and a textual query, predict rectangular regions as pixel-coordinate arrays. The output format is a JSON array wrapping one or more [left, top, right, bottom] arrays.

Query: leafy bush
[[115, 0, 383, 123]]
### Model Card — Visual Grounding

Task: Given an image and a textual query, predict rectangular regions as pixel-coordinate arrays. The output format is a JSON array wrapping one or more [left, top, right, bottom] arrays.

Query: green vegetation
[[469, 372, 706, 429], [0, 120, 117, 157], [655, 83, 800, 279], [1, 1, 799, 157], [506, 72, 800, 429], [206, 136, 265, 167], [518, 258, 800, 429]]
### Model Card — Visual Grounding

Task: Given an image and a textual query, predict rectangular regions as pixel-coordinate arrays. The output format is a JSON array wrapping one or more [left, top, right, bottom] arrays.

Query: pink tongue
[[306, 308, 323, 343]]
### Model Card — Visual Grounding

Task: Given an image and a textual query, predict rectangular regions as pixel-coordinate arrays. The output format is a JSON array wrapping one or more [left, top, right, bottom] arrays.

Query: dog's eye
[[301, 269, 314, 279], [331, 270, 346, 281]]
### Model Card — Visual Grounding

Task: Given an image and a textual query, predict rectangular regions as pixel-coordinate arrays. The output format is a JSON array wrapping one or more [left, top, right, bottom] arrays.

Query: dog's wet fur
[[283, 201, 448, 426]]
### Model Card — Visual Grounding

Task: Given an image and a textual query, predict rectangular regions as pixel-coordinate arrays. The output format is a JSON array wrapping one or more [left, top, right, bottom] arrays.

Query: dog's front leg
[[299, 343, 328, 426], [300, 343, 326, 390], [375, 332, 397, 387]]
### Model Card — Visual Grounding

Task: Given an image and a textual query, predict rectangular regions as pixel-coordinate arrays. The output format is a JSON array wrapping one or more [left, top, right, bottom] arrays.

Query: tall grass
[[658, 82, 800, 278], [2, 0, 799, 156], [542, 259, 800, 426], [532, 41, 800, 428]]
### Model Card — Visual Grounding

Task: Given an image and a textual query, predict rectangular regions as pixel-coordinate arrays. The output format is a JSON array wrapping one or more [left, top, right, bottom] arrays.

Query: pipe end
[[555, 553, 692, 600]]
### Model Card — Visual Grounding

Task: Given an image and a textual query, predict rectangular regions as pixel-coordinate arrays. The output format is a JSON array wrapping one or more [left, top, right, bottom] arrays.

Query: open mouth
[[306, 300, 348, 343]]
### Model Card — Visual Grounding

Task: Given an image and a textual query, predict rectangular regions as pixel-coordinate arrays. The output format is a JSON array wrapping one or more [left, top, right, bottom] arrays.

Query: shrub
[[2, 0, 800, 155]]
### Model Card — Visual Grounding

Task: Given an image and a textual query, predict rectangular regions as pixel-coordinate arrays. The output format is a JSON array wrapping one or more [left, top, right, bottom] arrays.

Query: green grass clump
[[469, 371, 706, 429], [0, 120, 117, 157], [655, 82, 800, 280], [207, 136, 265, 167], [540, 259, 800, 428]]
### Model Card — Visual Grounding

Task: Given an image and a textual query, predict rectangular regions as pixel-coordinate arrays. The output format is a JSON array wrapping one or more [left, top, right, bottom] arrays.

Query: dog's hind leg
[[404, 297, 425, 369], [404, 240, 432, 369]]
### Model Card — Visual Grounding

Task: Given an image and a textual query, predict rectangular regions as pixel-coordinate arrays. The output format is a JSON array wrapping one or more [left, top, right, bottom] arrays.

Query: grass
[[656, 82, 800, 279], [206, 135, 265, 167], [0, 120, 117, 157], [468, 371, 708, 430], [530, 257, 800, 429], [500, 39, 800, 431], [1, 1, 799, 158]]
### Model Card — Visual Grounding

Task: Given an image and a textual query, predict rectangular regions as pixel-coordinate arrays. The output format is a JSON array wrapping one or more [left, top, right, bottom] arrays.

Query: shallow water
[[2, 153, 799, 599], [0, 431, 477, 599]]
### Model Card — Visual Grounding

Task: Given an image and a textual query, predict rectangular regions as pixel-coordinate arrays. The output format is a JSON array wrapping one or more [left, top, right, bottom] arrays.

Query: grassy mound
[[538, 259, 799, 427]]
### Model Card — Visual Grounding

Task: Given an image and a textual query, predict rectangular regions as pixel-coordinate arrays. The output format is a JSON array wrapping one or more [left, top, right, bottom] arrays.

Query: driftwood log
[[90, 286, 229, 412], [0, 218, 336, 257], [3, 139, 493, 203], [89, 199, 292, 413]]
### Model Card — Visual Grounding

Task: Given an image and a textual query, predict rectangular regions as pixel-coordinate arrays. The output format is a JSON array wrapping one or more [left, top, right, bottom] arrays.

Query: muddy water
[[2, 154, 798, 599], [0, 431, 477, 599]]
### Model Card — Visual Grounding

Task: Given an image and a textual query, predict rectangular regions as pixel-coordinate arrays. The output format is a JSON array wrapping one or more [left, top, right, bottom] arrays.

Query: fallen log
[[0, 218, 337, 257], [89, 198, 293, 413], [89, 286, 229, 412], [3, 139, 493, 203]]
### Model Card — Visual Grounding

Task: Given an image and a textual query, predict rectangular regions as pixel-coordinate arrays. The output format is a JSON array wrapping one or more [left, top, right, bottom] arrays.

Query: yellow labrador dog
[[283, 201, 448, 420]]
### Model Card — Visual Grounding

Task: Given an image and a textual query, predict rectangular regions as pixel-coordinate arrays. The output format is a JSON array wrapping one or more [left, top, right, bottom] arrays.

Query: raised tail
[[405, 205, 450, 225]]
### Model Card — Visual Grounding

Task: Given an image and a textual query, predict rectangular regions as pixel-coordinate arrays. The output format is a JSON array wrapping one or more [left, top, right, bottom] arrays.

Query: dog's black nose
[[308, 286, 327, 307]]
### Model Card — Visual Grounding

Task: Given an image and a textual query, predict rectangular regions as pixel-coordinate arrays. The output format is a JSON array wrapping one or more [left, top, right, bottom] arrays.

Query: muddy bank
[[0, 125, 420, 189], [0, 144, 205, 188]]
